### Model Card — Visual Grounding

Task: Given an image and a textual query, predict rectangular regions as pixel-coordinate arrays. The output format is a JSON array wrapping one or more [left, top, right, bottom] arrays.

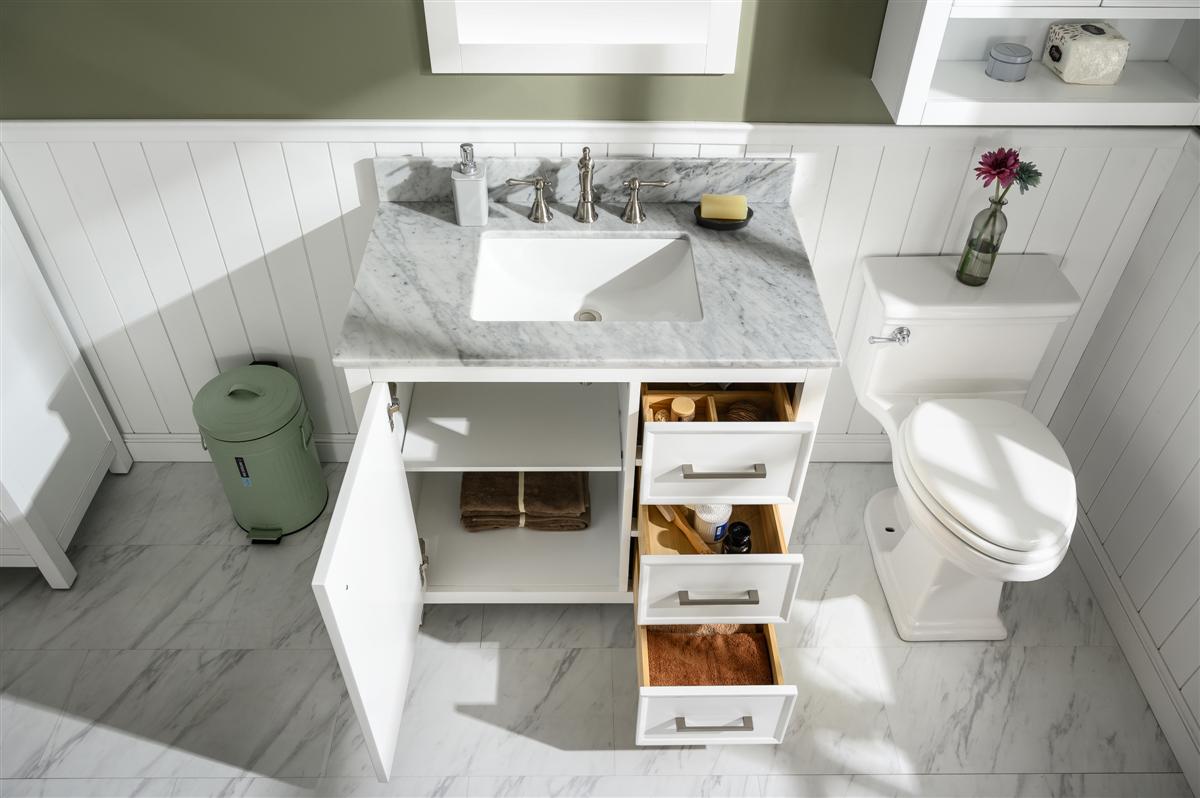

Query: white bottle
[[451, 143, 489, 226], [691, 504, 733, 544]]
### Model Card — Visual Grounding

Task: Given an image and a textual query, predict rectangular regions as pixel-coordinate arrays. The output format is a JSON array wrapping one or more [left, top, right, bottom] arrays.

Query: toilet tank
[[848, 255, 1081, 405]]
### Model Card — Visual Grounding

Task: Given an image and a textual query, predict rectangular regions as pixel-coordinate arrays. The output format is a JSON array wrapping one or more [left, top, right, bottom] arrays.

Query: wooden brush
[[658, 505, 714, 555]]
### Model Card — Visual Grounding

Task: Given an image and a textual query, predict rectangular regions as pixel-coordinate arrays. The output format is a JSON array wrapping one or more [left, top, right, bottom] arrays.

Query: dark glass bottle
[[722, 522, 752, 554]]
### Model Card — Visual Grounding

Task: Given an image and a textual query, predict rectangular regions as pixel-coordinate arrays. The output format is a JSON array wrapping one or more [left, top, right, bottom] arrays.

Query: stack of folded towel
[[459, 472, 590, 532]]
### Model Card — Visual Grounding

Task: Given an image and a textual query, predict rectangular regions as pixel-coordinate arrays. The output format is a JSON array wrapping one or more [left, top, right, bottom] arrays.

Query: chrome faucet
[[620, 176, 671, 224], [573, 146, 598, 223], [505, 177, 553, 223]]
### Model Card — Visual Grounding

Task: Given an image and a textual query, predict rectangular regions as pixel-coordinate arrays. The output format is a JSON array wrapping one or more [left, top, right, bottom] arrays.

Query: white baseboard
[[1072, 507, 1200, 796], [128, 432, 891, 465], [811, 433, 891, 463], [123, 433, 357, 464]]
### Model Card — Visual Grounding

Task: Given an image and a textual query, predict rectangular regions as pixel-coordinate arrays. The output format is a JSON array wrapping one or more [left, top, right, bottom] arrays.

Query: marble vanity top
[[334, 157, 839, 370]]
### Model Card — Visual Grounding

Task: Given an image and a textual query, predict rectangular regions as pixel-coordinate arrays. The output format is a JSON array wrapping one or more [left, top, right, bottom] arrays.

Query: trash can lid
[[193, 365, 303, 442]]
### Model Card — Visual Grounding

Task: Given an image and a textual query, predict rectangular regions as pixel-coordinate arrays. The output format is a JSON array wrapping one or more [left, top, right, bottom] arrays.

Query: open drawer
[[636, 504, 804, 625], [640, 384, 814, 505]]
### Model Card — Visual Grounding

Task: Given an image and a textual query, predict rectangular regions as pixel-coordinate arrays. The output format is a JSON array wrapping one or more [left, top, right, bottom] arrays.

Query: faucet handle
[[621, 176, 672, 224], [505, 177, 553, 223]]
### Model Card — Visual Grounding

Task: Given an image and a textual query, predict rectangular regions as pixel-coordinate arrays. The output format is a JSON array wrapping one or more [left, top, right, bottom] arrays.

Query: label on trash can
[[235, 456, 251, 487]]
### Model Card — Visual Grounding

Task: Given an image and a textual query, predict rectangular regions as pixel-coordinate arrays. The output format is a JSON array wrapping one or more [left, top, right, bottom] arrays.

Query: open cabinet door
[[313, 382, 423, 781]]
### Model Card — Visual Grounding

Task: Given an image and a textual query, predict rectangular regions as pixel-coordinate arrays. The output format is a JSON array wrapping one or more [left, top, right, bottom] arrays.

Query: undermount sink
[[470, 233, 703, 322]]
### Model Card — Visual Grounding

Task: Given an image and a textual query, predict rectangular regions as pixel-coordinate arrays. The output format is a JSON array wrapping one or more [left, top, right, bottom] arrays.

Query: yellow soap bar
[[700, 193, 748, 221]]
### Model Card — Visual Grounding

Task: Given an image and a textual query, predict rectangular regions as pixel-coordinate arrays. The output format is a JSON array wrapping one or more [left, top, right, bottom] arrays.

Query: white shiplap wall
[[0, 121, 1189, 461], [1053, 130, 1200, 794]]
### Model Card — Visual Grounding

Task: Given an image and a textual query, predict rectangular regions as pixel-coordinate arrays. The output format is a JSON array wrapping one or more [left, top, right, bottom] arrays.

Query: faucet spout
[[573, 146, 598, 223]]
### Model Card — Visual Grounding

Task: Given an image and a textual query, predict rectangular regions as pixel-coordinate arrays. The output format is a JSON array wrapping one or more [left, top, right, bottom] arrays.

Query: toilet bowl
[[864, 397, 1076, 640], [846, 255, 1083, 641]]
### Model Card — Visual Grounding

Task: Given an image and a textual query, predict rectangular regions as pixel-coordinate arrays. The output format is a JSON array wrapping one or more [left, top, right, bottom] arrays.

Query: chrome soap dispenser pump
[[451, 143, 488, 227]]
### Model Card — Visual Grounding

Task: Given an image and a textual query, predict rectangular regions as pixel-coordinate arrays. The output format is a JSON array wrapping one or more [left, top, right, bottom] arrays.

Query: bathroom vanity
[[313, 157, 839, 779]]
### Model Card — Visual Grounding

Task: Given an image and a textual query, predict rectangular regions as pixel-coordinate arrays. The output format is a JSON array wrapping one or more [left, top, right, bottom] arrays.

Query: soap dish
[[694, 205, 754, 231]]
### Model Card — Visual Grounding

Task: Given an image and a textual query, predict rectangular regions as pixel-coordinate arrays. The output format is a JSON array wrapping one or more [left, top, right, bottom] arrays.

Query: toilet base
[[864, 488, 1008, 642]]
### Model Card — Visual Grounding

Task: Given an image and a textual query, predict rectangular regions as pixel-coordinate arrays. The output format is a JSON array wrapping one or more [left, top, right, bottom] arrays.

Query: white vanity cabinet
[[313, 370, 828, 780]]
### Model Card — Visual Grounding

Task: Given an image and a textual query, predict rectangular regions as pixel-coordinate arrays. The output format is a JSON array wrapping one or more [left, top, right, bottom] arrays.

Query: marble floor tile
[[776, 544, 904, 648], [325, 648, 615, 778], [419, 605, 483, 648], [0, 545, 247, 650], [37, 649, 342, 779], [220, 523, 331, 650], [791, 463, 896, 546], [0, 651, 88, 777], [72, 462, 172, 546], [999, 553, 1117, 647], [760, 772, 1195, 797], [134, 464, 247, 546], [610, 647, 902, 777], [167, 776, 467, 797], [776, 547, 1116, 650], [880, 644, 1179, 774], [481, 604, 633, 649], [465, 775, 763, 797], [0, 778, 179, 797]]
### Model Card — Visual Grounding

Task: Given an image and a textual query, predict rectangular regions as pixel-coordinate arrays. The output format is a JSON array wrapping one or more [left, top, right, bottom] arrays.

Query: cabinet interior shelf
[[402, 382, 623, 472], [414, 472, 621, 597]]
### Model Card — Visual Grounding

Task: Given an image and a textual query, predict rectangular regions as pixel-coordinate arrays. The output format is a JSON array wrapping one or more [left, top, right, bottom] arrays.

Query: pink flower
[[975, 147, 1021, 189]]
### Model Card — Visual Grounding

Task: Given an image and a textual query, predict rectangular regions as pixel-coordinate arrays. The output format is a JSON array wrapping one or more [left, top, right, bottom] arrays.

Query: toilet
[[847, 255, 1082, 641]]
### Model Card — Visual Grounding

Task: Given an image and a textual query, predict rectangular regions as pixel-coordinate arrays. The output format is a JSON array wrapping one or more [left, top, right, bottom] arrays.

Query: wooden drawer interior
[[641, 383, 796, 427], [636, 622, 785, 688], [639, 503, 790, 557]]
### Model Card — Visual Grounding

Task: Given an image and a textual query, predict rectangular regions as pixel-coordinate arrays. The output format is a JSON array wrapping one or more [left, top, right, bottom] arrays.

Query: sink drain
[[574, 308, 602, 322]]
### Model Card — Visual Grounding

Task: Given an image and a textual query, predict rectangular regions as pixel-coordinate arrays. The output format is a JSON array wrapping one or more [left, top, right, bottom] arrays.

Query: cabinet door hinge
[[418, 537, 429, 587], [386, 382, 402, 432]]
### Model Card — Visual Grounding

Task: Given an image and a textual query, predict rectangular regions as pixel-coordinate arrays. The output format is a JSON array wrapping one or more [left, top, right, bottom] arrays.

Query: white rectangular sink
[[470, 234, 703, 322]]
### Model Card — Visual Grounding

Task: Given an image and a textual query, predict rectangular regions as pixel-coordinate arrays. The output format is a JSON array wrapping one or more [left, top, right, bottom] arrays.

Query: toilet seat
[[896, 398, 1076, 566]]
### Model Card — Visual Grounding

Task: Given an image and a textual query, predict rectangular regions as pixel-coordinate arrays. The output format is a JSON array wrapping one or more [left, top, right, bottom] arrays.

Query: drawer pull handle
[[681, 463, 767, 480], [677, 589, 760, 606], [675, 715, 754, 733]]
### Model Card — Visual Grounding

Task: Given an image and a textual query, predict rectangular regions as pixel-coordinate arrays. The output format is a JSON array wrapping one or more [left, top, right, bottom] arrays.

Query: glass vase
[[957, 198, 1008, 287]]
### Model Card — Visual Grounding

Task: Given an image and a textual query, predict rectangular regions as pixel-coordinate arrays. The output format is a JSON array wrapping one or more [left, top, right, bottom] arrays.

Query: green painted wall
[[0, 0, 890, 123]]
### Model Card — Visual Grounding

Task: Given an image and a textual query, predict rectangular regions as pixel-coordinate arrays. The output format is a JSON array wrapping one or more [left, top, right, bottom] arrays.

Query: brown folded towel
[[460, 472, 590, 532], [646, 629, 773, 687]]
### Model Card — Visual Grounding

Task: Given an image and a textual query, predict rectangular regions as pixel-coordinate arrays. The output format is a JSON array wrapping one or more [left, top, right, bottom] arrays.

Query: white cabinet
[[311, 383, 424, 780], [636, 504, 804, 625], [0, 191, 130, 588], [874, 0, 1200, 125], [314, 374, 828, 780], [423, 0, 743, 74]]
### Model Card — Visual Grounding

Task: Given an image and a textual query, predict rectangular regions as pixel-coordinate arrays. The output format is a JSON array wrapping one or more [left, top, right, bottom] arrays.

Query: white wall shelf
[[873, 0, 1200, 125], [951, 4, 1200, 20], [925, 59, 1200, 124], [401, 382, 623, 471]]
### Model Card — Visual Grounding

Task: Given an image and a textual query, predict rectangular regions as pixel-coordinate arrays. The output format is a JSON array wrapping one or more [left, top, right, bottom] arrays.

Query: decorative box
[[1042, 21, 1130, 85]]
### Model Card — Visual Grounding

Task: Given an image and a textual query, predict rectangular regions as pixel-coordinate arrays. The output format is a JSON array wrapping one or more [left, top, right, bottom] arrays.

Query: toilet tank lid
[[861, 255, 1081, 323]]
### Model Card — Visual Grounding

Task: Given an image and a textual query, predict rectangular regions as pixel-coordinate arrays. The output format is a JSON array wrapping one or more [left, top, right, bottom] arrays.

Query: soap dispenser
[[451, 143, 488, 226]]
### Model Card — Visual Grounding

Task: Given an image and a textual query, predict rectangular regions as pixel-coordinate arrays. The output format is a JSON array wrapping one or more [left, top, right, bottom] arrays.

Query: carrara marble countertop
[[333, 157, 839, 370]]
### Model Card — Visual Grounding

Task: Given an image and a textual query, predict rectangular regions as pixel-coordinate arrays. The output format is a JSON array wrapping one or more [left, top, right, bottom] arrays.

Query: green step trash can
[[193, 365, 328, 543]]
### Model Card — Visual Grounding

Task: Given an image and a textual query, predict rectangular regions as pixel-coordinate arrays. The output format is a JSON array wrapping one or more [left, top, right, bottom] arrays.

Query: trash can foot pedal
[[248, 526, 284, 544]]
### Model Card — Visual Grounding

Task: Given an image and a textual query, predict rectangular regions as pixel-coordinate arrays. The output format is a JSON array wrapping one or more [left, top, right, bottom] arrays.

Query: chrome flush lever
[[868, 326, 911, 346]]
